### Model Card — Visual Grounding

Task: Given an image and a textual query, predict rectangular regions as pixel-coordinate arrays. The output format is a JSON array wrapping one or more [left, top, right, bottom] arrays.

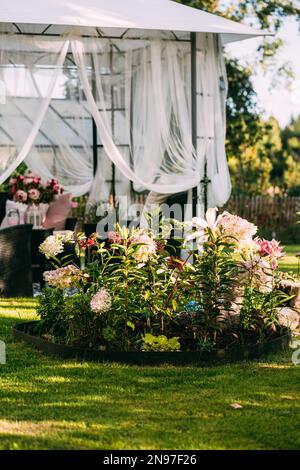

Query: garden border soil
[[13, 321, 292, 366]]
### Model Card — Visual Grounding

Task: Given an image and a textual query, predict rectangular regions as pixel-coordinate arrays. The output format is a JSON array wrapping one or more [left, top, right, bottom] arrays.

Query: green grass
[[0, 298, 300, 450], [279, 244, 300, 276]]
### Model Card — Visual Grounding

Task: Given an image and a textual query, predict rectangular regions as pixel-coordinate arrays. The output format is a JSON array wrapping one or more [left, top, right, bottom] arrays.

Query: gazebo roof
[[0, 0, 271, 43]]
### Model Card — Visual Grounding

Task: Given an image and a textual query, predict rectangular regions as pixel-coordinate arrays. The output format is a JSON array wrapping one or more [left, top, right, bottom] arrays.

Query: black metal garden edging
[[13, 321, 291, 366]]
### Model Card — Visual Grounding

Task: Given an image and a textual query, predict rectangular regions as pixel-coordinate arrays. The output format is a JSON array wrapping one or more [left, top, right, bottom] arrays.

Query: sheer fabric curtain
[[0, 35, 95, 196], [0, 32, 231, 210], [71, 34, 230, 209], [196, 33, 231, 209], [71, 37, 205, 195], [0, 36, 69, 184]]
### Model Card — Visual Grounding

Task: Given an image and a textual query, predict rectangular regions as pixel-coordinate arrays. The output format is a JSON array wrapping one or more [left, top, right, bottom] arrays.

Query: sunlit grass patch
[[0, 301, 299, 450], [279, 244, 299, 276]]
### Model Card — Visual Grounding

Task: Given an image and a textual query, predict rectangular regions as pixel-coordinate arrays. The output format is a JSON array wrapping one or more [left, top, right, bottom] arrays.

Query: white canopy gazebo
[[0, 0, 270, 220]]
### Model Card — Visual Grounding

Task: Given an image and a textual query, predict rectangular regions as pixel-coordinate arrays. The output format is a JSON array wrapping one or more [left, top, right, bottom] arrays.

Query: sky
[[225, 17, 300, 128]]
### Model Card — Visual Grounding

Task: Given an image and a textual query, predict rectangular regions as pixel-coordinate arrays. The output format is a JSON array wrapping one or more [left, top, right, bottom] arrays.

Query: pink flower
[[255, 238, 284, 259], [15, 190, 27, 202], [24, 177, 33, 185], [255, 238, 284, 269], [108, 231, 122, 244], [9, 178, 17, 185], [256, 239, 270, 256], [28, 188, 40, 201], [71, 201, 78, 209]]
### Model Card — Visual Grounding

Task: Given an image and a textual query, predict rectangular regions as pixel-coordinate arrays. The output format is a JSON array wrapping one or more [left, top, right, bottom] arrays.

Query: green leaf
[[144, 290, 151, 300], [127, 321, 135, 331]]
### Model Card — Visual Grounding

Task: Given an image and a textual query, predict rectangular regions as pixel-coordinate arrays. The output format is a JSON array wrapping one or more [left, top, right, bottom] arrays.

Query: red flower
[[79, 234, 97, 250], [79, 239, 88, 250]]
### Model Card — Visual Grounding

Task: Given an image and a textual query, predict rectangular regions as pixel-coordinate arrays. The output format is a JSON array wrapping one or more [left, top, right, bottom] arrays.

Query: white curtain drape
[[71, 37, 206, 194], [0, 33, 231, 210], [0, 36, 69, 184], [139, 33, 231, 220], [0, 36, 93, 196], [196, 33, 231, 208]]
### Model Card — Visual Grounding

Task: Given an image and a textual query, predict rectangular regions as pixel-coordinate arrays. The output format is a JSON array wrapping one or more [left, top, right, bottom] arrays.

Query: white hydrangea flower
[[43, 265, 83, 289], [90, 288, 112, 315], [218, 211, 257, 242]]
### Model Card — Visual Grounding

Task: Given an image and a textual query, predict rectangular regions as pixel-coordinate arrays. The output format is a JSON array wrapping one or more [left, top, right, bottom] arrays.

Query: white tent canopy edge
[[0, 0, 271, 43]]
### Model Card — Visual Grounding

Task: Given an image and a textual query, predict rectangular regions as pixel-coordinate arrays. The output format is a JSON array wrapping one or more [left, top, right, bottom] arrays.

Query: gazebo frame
[[0, 0, 270, 216], [2, 25, 203, 213]]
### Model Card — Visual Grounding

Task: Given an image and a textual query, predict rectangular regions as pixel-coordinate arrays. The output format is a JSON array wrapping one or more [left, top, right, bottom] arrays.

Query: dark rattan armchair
[[0, 192, 8, 225], [0, 224, 33, 297]]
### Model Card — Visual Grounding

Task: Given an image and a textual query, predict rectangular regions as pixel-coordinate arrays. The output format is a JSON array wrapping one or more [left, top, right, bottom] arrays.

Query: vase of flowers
[[8, 172, 64, 228]]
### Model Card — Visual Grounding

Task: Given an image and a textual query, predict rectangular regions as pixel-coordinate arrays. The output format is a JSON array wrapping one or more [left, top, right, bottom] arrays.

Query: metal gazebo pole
[[92, 119, 98, 177], [92, 66, 98, 177], [191, 32, 210, 217], [191, 32, 198, 218]]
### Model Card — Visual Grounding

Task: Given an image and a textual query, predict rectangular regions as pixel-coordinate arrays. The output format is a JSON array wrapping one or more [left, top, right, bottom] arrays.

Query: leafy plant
[[36, 210, 292, 352], [190, 230, 239, 346], [141, 334, 181, 352], [36, 287, 66, 339]]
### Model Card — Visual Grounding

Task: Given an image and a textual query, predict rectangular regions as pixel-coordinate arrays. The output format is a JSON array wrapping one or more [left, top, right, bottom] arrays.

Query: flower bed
[[13, 320, 291, 365], [21, 209, 298, 356]]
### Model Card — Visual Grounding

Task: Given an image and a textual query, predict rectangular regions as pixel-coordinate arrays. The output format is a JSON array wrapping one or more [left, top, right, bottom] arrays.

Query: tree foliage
[[177, 0, 300, 195]]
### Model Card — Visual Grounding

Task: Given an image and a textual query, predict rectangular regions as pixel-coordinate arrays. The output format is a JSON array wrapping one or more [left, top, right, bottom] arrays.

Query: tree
[[177, 1, 300, 73], [225, 59, 265, 194], [176, 0, 300, 195], [281, 116, 300, 194]]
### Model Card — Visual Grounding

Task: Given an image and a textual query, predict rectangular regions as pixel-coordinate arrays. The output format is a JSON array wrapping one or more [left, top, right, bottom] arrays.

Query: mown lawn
[[279, 244, 300, 276], [0, 297, 300, 450]]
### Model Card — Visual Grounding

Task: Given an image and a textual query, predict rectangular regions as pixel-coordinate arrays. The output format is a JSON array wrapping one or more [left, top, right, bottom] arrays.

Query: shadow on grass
[[0, 312, 300, 450]]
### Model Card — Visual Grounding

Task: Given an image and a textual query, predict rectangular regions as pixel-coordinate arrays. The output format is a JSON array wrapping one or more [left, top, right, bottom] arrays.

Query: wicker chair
[[0, 192, 8, 225], [0, 224, 33, 297]]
